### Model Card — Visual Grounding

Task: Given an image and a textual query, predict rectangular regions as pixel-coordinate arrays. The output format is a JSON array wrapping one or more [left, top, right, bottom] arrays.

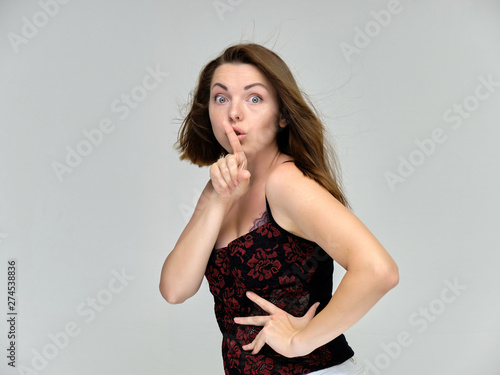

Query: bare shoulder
[[266, 161, 340, 210], [265, 162, 394, 274], [265, 161, 346, 240], [266, 161, 309, 200]]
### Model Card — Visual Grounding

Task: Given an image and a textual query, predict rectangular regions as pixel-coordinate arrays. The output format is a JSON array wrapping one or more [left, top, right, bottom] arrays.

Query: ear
[[279, 115, 288, 129], [279, 108, 290, 128]]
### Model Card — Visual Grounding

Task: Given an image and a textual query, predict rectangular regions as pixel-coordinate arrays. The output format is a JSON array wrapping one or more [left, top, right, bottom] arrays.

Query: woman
[[160, 43, 399, 375]]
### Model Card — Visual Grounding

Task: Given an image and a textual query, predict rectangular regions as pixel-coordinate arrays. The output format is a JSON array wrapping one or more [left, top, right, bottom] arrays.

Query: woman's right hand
[[210, 121, 251, 202]]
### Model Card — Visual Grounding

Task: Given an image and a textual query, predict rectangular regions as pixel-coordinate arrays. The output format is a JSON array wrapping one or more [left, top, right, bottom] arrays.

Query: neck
[[245, 146, 281, 186]]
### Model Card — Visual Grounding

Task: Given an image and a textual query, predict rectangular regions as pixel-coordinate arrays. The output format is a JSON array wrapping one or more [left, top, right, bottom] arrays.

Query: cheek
[[209, 113, 230, 151], [255, 115, 279, 144], [209, 107, 220, 136], [260, 126, 279, 145]]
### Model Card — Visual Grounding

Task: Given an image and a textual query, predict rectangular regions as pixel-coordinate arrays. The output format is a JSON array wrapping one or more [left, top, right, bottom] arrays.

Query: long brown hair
[[176, 43, 349, 208]]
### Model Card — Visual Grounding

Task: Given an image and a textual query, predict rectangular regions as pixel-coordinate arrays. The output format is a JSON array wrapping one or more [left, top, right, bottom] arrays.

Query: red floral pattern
[[205, 202, 354, 375]]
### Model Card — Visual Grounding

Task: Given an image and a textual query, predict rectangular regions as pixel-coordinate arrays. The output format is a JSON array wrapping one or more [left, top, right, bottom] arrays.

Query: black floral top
[[205, 198, 354, 375]]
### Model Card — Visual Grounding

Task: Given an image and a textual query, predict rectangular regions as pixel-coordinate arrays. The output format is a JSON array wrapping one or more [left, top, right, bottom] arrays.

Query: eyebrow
[[211, 82, 269, 91]]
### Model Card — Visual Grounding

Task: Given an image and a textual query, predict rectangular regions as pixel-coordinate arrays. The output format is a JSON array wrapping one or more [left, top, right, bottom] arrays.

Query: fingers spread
[[234, 315, 270, 326], [242, 331, 266, 355], [246, 291, 280, 315], [251, 334, 266, 354]]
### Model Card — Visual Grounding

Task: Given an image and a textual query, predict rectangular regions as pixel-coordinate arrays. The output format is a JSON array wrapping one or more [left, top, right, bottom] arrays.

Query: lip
[[236, 134, 246, 141], [232, 126, 245, 136]]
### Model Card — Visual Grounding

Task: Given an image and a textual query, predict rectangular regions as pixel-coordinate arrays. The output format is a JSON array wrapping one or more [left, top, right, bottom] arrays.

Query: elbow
[[377, 260, 399, 293], [159, 282, 188, 305]]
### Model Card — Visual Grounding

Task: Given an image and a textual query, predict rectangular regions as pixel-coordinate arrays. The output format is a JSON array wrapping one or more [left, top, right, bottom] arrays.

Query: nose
[[229, 101, 243, 122]]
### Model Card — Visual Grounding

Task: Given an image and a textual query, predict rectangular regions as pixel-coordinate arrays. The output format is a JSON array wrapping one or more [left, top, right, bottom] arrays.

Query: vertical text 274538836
[[7, 259, 17, 368]]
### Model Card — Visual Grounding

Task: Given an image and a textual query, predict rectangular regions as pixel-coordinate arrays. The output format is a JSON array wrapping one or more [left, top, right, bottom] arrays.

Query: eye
[[215, 95, 227, 104], [249, 95, 262, 104]]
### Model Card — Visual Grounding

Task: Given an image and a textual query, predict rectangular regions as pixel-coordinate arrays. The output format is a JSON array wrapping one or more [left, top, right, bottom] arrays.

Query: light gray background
[[1, 0, 499, 374]]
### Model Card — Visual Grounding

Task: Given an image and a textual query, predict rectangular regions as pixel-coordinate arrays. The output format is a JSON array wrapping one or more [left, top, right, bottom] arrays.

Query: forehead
[[211, 63, 274, 92]]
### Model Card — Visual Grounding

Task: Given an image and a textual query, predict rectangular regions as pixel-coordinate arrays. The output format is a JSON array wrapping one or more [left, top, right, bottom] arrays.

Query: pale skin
[[160, 63, 399, 359]]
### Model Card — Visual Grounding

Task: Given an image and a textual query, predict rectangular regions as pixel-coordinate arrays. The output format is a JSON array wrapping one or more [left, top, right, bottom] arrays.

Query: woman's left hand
[[234, 291, 319, 358]]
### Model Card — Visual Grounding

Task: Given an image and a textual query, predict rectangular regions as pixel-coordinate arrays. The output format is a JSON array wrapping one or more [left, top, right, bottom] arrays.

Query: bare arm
[[236, 162, 399, 357], [159, 182, 228, 304], [159, 121, 250, 304]]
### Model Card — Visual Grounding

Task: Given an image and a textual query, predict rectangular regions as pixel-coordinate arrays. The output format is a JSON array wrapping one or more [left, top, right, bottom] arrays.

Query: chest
[[215, 189, 267, 250], [210, 221, 323, 287]]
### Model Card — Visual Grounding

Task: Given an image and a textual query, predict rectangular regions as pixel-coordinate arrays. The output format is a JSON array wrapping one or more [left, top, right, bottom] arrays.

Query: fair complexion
[[160, 63, 398, 358], [234, 160, 399, 357], [159, 63, 287, 303], [208, 63, 288, 249], [209, 63, 287, 178]]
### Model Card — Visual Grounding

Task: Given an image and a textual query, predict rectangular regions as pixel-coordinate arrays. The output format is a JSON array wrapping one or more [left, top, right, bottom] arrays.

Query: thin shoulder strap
[[265, 196, 274, 221], [266, 160, 293, 217]]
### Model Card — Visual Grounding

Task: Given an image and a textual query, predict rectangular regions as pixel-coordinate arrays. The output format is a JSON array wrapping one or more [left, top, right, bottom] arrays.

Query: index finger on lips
[[234, 315, 270, 326], [222, 121, 245, 159]]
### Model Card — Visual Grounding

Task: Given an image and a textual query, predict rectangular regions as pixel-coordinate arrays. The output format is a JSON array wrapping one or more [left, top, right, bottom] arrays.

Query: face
[[208, 63, 286, 157]]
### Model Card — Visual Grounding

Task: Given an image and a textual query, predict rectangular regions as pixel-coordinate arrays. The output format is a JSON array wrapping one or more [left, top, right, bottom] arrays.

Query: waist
[[221, 332, 354, 375]]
